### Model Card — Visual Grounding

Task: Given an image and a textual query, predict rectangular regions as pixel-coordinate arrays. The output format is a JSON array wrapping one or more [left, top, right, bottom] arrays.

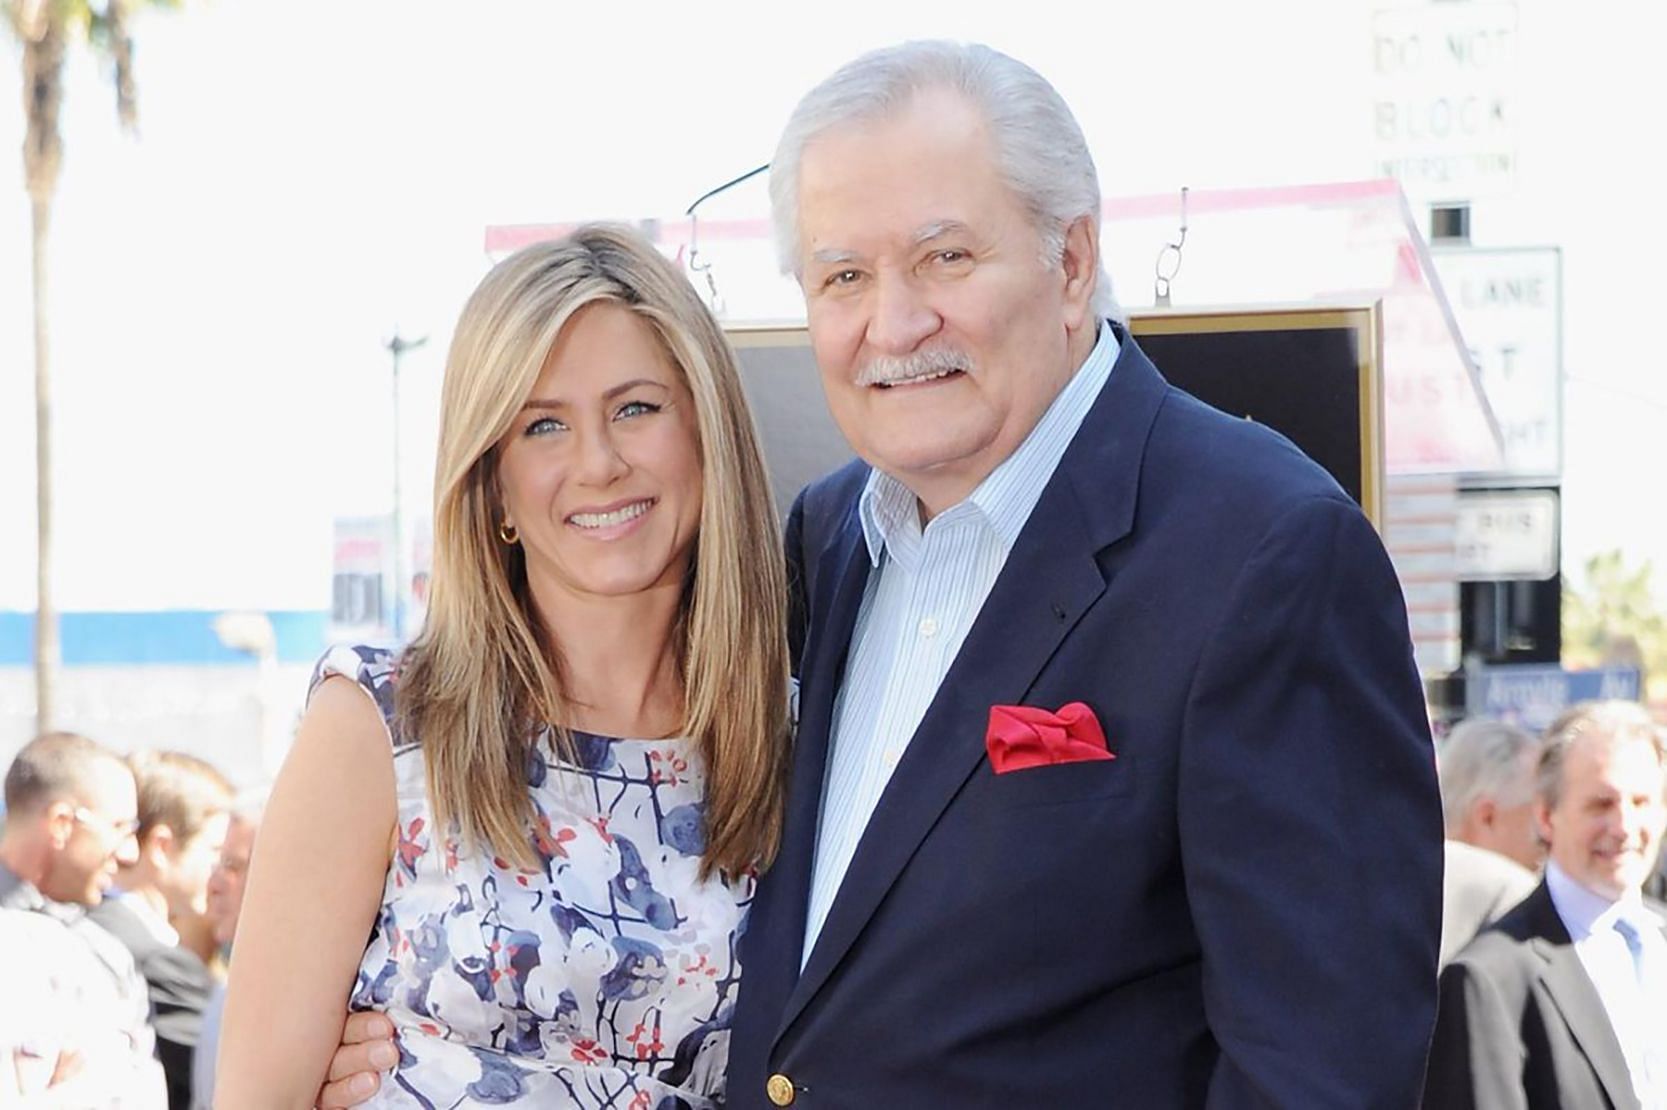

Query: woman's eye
[[615, 400, 660, 420], [934, 248, 968, 264], [524, 416, 565, 436], [826, 269, 861, 288]]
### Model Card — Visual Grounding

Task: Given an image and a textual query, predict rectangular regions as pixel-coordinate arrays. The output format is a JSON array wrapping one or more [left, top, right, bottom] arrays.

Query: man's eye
[[524, 416, 566, 436], [934, 248, 969, 264], [615, 400, 660, 420]]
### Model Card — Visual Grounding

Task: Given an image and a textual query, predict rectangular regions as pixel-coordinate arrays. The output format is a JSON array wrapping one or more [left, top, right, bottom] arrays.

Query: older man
[[725, 40, 1440, 1108], [189, 787, 266, 1110], [1442, 718, 1547, 870], [0, 732, 167, 1106], [1426, 701, 1667, 1109], [324, 40, 1441, 1109], [1438, 718, 1543, 964]]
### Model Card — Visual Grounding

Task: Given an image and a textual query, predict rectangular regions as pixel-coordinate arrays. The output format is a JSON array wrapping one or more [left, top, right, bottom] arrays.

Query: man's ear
[[1059, 213, 1100, 332], [142, 822, 176, 867], [1533, 799, 1555, 849], [1472, 796, 1498, 831], [45, 801, 75, 850]]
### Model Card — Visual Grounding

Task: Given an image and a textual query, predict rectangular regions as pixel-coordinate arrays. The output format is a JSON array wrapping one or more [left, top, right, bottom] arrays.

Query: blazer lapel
[[1535, 942, 1641, 1109], [761, 498, 872, 977], [1517, 887, 1642, 1110], [775, 333, 1171, 1041]]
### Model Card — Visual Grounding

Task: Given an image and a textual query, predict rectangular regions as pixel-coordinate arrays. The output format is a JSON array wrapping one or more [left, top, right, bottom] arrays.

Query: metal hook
[[684, 162, 770, 315], [687, 209, 722, 312], [1154, 186, 1190, 307]]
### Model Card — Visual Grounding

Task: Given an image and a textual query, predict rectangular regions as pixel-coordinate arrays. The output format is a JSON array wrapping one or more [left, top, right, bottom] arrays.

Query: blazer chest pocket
[[980, 751, 1137, 809]]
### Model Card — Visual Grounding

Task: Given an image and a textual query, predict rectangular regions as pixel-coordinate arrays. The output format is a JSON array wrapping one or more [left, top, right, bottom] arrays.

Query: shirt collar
[[0, 858, 82, 924], [114, 889, 180, 946], [0, 859, 45, 913], [858, 320, 1121, 565], [1545, 858, 1654, 940]]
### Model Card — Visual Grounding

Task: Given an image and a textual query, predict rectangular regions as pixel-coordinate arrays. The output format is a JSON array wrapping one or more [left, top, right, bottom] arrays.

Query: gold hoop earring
[[498, 521, 519, 545]]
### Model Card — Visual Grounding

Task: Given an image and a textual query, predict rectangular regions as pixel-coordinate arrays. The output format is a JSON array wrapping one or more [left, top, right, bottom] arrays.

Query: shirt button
[[919, 616, 939, 638]]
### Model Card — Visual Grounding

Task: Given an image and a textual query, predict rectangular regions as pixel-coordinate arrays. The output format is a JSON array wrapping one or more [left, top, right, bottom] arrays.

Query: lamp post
[[386, 330, 427, 642], [212, 611, 279, 778]]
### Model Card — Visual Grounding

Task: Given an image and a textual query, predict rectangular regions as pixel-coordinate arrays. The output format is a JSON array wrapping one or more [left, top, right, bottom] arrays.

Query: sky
[[1, 0, 1664, 615]]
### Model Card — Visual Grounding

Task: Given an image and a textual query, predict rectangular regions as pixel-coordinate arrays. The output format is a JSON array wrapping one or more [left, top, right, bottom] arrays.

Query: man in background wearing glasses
[[0, 731, 166, 1105]]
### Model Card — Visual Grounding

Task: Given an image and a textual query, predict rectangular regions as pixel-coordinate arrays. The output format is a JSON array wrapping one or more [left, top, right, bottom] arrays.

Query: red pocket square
[[985, 702, 1114, 774]]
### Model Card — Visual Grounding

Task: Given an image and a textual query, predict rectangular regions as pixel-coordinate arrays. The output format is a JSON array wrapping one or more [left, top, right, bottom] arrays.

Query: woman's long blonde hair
[[396, 224, 790, 879]]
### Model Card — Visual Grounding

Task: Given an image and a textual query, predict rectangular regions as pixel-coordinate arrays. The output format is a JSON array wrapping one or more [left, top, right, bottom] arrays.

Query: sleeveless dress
[[311, 645, 752, 1109]]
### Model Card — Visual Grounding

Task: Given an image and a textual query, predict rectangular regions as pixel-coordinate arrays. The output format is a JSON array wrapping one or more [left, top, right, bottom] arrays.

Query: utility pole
[[386, 330, 427, 642]]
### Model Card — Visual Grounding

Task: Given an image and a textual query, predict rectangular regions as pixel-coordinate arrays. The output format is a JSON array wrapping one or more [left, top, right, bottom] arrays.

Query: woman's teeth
[[569, 500, 651, 529]]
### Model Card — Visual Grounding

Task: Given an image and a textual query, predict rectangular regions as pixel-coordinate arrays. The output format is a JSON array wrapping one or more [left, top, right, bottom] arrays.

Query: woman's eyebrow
[[520, 378, 671, 409]]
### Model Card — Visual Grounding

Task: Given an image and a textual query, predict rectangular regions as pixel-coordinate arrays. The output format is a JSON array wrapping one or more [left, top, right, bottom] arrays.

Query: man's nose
[[114, 831, 140, 867], [1619, 800, 1652, 841], [865, 273, 940, 355]]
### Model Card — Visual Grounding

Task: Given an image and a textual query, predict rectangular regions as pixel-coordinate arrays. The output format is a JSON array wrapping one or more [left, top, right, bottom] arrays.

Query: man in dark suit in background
[[1426, 700, 1667, 1109], [726, 39, 1442, 1108]]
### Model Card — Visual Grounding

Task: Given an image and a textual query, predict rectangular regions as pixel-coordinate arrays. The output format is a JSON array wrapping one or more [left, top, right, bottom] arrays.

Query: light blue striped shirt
[[802, 323, 1120, 964]]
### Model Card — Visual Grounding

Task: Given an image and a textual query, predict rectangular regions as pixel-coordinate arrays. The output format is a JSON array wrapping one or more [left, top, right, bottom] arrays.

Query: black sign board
[[730, 303, 1384, 527]]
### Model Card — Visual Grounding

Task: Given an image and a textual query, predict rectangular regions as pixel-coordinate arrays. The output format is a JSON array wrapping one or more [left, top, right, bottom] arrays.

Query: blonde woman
[[219, 225, 790, 1108]]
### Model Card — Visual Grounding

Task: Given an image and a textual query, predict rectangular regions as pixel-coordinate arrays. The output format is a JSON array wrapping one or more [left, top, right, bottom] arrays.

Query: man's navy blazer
[[728, 332, 1443, 1108]]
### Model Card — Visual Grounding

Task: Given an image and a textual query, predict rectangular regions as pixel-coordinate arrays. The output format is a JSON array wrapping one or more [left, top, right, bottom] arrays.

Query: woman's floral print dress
[[312, 645, 751, 1109]]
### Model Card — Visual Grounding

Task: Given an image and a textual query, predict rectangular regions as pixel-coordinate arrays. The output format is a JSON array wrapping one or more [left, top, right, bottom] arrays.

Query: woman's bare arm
[[217, 677, 397, 1107]]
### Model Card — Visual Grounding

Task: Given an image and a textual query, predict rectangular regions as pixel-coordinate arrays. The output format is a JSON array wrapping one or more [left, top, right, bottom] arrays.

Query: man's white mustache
[[855, 348, 974, 387]]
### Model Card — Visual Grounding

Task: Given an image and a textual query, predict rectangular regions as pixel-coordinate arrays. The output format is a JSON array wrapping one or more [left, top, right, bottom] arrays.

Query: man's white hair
[[769, 39, 1121, 322], [1436, 718, 1542, 834]]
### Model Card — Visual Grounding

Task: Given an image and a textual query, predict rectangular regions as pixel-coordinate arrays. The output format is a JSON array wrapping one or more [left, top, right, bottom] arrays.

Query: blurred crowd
[[1436, 704, 1667, 962], [1427, 700, 1667, 1107], [1, 733, 262, 1106]]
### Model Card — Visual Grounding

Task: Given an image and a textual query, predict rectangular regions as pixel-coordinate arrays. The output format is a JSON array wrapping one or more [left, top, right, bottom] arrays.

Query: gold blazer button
[[766, 1073, 797, 1106]]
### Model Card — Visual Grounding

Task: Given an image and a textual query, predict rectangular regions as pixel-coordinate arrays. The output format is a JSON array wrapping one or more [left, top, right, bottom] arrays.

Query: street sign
[[1467, 663, 1642, 731], [1372, 1, 1520, 203], [1455, 489, 1557, 580], [1434, 246, 1561, 480]]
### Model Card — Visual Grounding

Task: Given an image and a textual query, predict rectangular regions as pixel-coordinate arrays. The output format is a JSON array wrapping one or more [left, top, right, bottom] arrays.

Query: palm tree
[[4, 0, 175, 730], [1563, 549, 1667, 696]]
